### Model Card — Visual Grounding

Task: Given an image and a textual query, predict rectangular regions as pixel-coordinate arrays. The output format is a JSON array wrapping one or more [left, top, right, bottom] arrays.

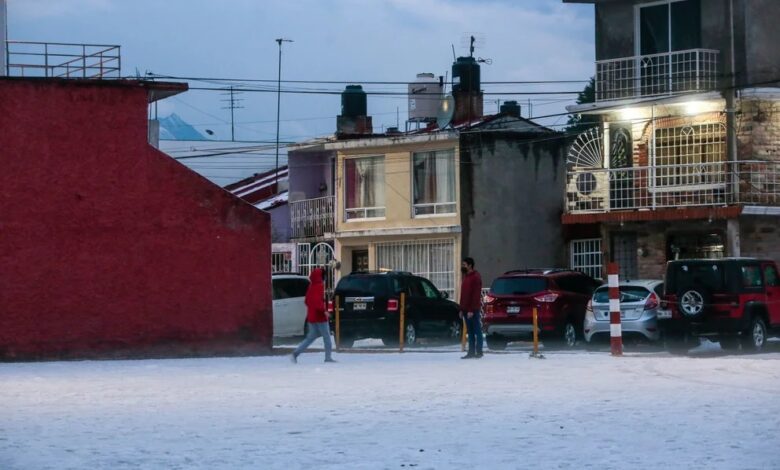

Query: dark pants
[[465, 312, 483, 355]]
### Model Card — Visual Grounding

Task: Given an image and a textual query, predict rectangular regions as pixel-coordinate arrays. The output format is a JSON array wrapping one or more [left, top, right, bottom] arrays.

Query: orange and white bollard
[[607, 262, 623, 356]]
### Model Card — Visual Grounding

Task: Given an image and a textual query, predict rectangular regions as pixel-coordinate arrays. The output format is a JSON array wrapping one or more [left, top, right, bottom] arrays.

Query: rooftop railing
[[595, 48, 719, 102], [5, 41, 121, 78]]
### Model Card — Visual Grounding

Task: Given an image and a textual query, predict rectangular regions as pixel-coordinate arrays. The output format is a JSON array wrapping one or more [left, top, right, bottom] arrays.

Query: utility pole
[[275, 38, 293, 188], [220, 86, 244, 142]]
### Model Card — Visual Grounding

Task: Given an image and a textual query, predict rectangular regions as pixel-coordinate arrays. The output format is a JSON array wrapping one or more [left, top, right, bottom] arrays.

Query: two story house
[[563, 0, 780, 279]]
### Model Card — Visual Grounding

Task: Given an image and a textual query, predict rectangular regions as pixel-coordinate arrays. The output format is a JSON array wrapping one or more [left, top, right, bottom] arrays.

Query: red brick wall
[[0, 79, 272, 359]]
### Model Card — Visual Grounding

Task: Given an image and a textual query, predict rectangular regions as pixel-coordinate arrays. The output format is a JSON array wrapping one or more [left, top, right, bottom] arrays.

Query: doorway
[[352, 249, 369, 273]]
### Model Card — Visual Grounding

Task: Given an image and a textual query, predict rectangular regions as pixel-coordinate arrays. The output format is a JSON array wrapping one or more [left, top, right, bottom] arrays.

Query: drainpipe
[[725, 0, 740, 256]]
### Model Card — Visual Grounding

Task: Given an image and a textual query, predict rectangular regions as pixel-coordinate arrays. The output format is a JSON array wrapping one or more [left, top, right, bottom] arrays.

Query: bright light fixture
[[682, 101, 707, 115], [619, 107, 642, 121]]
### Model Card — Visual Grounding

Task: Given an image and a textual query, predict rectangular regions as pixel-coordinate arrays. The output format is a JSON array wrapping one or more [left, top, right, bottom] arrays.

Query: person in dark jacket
[[459, 257, 483, 359], [291, 268, 336, 363]]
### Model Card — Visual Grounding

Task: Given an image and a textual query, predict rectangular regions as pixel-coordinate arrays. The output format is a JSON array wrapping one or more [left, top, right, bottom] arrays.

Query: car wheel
[[677, 287, 710, 320], [446, 319, 462, 342], [718, 336, 740, 351], [404, 322, 417, 346], [562, 322, 578, 348], [741, 316, 767, 353], [486, 335, 507, 351]]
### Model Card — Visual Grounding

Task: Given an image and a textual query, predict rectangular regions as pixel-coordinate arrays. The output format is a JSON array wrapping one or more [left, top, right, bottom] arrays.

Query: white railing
[[566, 160, 780, 213], [6, 41, 121, 78], [290, 196, 335, 239], [595, 49, 719, 102]]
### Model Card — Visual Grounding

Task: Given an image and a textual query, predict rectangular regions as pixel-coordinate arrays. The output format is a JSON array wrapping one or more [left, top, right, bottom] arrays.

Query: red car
[[482, 269, 601, 350]]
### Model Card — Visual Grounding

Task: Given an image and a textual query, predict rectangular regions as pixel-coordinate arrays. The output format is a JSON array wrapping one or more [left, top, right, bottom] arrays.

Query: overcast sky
[[7, 0, 595, 183]]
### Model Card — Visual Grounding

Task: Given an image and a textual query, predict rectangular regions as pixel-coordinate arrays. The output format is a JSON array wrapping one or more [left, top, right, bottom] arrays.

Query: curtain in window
[[413, 150, 455, 208], [346, 156, 384, 210]]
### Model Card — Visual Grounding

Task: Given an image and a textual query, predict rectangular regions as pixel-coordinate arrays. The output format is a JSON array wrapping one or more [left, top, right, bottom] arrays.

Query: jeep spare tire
[[677, 287, 709, 319]]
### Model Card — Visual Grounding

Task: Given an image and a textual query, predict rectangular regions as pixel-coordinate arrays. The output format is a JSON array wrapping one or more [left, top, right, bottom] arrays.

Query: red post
[[607, 262, 623, 356]]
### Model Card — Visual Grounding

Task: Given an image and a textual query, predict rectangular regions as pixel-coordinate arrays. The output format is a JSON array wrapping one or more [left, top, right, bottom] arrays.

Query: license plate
[[657, 309, 672, 319], [353, 302, 367, 311], [507, 306, 521, 314]]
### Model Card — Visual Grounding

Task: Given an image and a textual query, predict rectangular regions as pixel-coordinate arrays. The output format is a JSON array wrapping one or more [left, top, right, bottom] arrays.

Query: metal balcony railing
[[290, 196, 335, 239], [6, 41, 121, 78], [566, 160, 780, 213], [595, 48, 719, 102]]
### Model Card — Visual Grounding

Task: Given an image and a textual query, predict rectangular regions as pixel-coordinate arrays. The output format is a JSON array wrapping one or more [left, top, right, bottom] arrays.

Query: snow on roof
[[224, 166, 289, 206], [254, 191, 289, 211]]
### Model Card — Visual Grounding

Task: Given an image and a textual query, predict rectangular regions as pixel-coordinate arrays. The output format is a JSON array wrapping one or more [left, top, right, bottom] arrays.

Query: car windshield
[[337, 275, 390, 295], [593, 286, 649, 303], [491, 277, 547, 295]]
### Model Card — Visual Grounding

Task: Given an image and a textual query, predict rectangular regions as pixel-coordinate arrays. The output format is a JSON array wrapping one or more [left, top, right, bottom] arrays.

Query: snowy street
[[2, 346, 779, 470]]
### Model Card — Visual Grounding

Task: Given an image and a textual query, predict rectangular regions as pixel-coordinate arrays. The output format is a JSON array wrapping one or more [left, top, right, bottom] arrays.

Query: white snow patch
[[1, 350, 779, 469]]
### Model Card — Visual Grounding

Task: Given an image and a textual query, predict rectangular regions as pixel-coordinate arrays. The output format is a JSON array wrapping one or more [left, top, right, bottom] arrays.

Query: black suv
[[331, 271, 462, 347], [659, 258, 780, 352]]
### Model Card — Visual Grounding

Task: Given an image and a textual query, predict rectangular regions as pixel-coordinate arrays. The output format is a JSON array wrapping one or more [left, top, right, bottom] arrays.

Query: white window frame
[[375, 238, 456, 298], [411, 148, 457, 218], [344, 155, 386, 222], [652, 122, 727, 192], [570, 238, 603, 280], [633, 0, 697, 58]]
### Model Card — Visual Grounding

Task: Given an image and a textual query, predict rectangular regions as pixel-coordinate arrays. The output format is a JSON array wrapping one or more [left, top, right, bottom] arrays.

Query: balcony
[[566, 160, 780, 214], [595, 49, 719, 102], [5, 41, 121, 78], [290, 196, 335, 240]]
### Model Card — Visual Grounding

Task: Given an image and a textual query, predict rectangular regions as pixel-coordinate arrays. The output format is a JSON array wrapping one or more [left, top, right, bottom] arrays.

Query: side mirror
[[441, 291, 449, 299]]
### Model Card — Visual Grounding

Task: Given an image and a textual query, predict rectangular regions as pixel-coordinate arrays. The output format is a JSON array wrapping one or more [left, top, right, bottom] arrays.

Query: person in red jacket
[[459, 257, 483, 359], [291, 268, 336, 363]]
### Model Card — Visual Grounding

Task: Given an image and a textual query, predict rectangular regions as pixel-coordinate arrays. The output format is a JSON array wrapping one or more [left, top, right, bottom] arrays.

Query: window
[[571, 239, 603, 280], [654, 123, 726, 189], [594, 286, 650, 304], [491, 277, 547, 296], [375, 239, 456, 298], [639, 0, 701, 55], [741, 265, 764, 289], [420, 279, 441, 299], [272, 278, 309, 300], [345, 156, 385, 220], [412, 149, 456, 216], [764, 265, 779, 287]]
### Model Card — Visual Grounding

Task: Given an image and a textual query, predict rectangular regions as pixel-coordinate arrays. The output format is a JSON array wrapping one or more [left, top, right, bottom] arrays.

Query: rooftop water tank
[[452, 56, 480, 94], [341, 85, 367, 118], [408, 73, 443, 122]]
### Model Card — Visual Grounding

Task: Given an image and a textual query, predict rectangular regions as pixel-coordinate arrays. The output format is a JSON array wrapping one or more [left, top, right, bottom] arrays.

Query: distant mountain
[[158, 113, 207, 141]]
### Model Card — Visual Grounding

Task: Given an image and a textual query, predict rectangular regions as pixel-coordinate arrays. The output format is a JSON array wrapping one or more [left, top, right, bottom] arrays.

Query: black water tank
[[341, 85, 367, 117], [452, 57, 480, 93], [500, 101, 521, 117]]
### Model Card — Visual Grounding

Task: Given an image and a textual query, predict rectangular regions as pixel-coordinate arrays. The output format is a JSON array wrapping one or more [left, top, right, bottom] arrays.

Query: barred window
[[571, 239, 603, 280], [375, 239, 456, 298], [654, 123, 726, 188]]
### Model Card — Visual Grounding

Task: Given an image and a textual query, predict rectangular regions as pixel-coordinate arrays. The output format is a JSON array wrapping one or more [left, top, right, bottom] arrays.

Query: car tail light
[[388, 299, 399, 312], [586, 299, 593, 313], [644, 293, 659, 311], [483, 294, 496, 305], [533, 292, 559, 303]]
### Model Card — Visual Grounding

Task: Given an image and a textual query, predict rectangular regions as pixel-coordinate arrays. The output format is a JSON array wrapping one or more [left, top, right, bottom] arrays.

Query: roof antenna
[[470, 35, 475, 57], [451, 44, 456, 61]]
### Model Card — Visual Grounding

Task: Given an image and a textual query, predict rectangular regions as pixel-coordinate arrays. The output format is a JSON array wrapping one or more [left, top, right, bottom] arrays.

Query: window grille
[[571, 239, 603, 280], [654, 123, 726, 188], [375, 239, 456, 297]]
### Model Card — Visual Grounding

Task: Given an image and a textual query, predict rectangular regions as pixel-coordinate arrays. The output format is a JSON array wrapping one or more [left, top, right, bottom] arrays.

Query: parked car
[[585, 280, 663, 344], [331, 271, 462, 347], [658, 258, 780, 353], [272, 273, 310, 338], [482, 269, 600, 350]]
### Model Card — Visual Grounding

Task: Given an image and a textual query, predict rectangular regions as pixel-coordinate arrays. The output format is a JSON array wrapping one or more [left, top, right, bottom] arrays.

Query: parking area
[[2, 346, 779, 469]]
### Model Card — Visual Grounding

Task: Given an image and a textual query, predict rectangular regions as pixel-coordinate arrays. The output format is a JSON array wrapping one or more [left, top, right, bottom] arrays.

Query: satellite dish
[[436, 95, 455, 129]]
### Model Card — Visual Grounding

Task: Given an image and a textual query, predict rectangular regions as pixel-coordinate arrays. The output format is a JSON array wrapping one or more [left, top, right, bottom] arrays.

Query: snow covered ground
[[2, 345, 779, 470]]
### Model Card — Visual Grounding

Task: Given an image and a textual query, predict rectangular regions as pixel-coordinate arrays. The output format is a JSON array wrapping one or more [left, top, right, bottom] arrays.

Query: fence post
[[399, 292, 406, 353], [334, 295, 341, 352], [608, 262, 623, 356]]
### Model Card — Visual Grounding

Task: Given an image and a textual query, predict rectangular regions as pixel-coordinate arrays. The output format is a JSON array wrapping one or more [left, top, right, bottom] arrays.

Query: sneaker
[[324, 358, 337, 363], [290, 353, 298, 364], [461, 354, 476, 359]]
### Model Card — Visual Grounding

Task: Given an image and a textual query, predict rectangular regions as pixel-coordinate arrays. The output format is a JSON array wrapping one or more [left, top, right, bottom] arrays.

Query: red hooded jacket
[[305, 268, 328, 323]]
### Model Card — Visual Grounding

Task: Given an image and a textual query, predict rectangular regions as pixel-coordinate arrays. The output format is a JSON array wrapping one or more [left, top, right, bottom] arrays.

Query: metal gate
[[297, 242, 336, 293]]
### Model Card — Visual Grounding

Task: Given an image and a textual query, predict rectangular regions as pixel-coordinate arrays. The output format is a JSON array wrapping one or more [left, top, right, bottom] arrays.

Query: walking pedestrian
[[291, 267, 336, 363], [459, 257, 483, 359]]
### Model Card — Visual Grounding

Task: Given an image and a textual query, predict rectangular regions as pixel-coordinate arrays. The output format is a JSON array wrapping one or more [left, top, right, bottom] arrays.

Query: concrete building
[[0, 72, 272, 359], [562, 0, 780, 280]]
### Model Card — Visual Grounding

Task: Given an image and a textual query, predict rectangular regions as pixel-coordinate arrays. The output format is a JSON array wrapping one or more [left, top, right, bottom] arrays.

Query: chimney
[[451, 57, 483, 124], [337, 85, 373, 135], [0, 0, 7, 76], [500, 101, 521, 118]]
